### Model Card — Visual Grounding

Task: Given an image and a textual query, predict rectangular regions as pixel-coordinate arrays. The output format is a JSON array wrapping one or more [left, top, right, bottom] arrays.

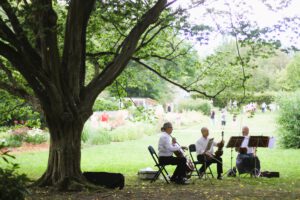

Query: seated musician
[[158, 122, 189, 184], [195, 127, 224, 180], [236, 126, 261, 175]]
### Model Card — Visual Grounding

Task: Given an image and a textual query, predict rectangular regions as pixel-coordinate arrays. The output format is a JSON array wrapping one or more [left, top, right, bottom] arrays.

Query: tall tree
[[0, 0, 174, 190]]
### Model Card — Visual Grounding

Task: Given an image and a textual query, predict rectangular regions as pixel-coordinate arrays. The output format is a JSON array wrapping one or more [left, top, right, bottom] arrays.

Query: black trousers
[[197, 154, 223, 176], [158, 156, 187, 180]]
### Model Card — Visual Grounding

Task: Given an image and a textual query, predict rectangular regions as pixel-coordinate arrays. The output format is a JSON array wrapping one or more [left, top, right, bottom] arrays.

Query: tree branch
[[62, 0, 96, 102], [83, 0, 168, 107], [131, 57, 227, 98]]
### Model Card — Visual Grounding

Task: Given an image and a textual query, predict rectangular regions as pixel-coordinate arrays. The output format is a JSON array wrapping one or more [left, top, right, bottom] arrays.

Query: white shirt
[[158, 132, 180, 157], [195, 137, 217, 155], [241, 136, 254, 154]]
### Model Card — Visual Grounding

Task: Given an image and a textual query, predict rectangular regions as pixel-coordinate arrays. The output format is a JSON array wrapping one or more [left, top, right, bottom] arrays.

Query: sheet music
[[241, 136, 248, 148], [205, 138, 214, 152], [268, 137, 276, 148]]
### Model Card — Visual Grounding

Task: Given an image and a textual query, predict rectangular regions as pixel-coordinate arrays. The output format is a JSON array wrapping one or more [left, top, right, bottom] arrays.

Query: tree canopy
[[0, 0, 299, 190]]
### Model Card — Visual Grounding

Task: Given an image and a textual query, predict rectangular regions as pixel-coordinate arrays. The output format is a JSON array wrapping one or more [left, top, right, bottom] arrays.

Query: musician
[[158, 122, 189, 184], [195, 127, 223, 180], [236, 126, 261, 175]]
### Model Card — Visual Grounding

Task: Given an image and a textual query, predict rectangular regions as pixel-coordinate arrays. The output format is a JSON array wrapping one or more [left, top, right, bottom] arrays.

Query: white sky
[[172, 0, 300, 56]]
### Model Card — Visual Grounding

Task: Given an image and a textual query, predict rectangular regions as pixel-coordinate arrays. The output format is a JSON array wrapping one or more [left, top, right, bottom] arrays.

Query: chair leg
[[151, 166, 170, 184], [151, 170, 161, 183], [208, 166, 214, 178]]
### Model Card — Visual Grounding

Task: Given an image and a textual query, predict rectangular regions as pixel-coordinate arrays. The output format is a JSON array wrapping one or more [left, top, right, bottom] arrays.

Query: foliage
[[23, 129, 48, 145], [82, 121, 111, 145], [177, 98, 211, 115], [277, 91, 300, 148], [0, 143, 29, 200], [128, 106, 157, 123], [81, 120, 157, 144], [1, 128, 48, 148], [284, 53, 300, 90], [0, 91, 41, 128], [5, 133, 25, 148], [92, 98, 119, 111], [213, 92, 275, 108]]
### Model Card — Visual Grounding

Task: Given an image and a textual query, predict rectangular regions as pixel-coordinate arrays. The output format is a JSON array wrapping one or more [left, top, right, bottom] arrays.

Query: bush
[[277, 91, 300, 148], [0, 143, 29, 200], [1, 128, 48, 148], [177, 99, 211, 115], [110, 122, 157, 142], [6, 133, 25, 148], [24, 129, 48, 144], [82, 121, 111, 145], [93, 98, 119, 111]]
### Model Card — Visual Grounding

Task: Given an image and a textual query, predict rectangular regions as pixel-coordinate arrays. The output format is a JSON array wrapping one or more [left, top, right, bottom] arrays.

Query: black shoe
[[217, 175, 223, 180], [170, 177, 178, 183]]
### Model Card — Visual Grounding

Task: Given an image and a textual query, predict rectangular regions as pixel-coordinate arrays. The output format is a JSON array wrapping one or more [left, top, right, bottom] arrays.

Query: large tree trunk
[[35, 115, 87, 191]]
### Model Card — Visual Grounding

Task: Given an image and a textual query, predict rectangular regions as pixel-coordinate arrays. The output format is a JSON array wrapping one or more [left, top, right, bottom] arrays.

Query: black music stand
[[226, 136, 245, 176], [248, 136, 269, 148], [248, 136, 270, 177]]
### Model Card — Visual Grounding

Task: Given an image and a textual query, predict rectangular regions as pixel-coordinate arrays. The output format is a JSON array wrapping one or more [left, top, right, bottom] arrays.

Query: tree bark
[[35, 115, 86, 191]]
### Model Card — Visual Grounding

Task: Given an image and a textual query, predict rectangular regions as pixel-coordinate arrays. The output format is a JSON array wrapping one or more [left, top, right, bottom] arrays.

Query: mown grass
[[6, 111, 300, 199]]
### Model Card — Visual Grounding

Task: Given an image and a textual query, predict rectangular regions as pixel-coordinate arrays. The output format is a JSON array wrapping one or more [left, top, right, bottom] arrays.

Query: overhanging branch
[[131, 57, 227, 98]]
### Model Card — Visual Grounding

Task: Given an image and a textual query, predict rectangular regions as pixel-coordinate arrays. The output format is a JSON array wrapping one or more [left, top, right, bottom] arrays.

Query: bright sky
[[172, 0, 300, 56]]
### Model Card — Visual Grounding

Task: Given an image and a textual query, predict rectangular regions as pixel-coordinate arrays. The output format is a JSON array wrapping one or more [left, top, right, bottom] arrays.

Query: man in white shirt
[[195, 127, 223, 180], [158, 122, 189, 184], [236, 126, 261, 175]]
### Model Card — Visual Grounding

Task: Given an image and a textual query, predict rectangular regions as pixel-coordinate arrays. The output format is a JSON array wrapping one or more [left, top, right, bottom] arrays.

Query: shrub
[[89, 130, 111, 145], [0, 143, 29, 200], [6, 133, 25, 148], [128, 106, 157, 123], [177, 99, 211, 115], [82, 121, 111, 145], [24, 129, 48, 144], [277, 91, 300, 148], [93, 98, 119, 111], [110, 122, 157, 142]]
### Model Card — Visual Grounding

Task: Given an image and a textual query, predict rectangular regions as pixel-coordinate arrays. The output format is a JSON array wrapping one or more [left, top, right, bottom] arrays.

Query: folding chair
[[188, 144, 214, 179], [148, 145, 171, 183]]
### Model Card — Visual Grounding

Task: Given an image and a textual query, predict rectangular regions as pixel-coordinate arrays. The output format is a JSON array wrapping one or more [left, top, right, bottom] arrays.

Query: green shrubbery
[[0, 128, 48, 148], [92, 98, 119, 111], [0, 91, 41, 128], [177, 99, 211, 115], [0, 143, 29, 200], [213, 92, 275, 108], [277, 91, 300, 148], [82, 121, 157, 144]]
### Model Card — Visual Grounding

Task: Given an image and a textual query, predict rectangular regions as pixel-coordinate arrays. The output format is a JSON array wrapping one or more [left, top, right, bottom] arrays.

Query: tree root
[[30, 173, 106, 192]]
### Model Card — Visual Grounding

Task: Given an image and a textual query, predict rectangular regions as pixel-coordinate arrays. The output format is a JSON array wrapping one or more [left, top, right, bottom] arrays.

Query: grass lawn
[[7, 111, 300, 199]]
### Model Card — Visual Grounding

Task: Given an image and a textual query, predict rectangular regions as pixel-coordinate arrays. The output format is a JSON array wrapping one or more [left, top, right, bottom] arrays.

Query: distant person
[[158, 122, 189, 184], [210, 110, 216, 126], [235, 126, 261, 175], [261, 102, 267, 113], [221, 109, 226, 127]]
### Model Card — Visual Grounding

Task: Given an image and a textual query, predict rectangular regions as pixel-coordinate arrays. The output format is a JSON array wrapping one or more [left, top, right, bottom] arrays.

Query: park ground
[[8, 112, 300, 199]]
